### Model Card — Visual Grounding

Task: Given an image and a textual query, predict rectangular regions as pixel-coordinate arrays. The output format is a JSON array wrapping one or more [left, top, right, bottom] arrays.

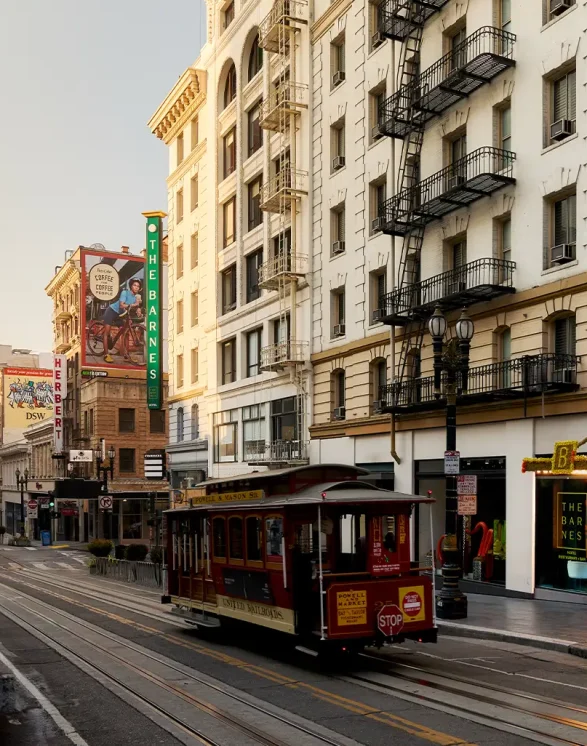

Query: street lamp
[[95, 446, 116, 543], [428, 306, 474, 620], [15, 467, 29, 538]]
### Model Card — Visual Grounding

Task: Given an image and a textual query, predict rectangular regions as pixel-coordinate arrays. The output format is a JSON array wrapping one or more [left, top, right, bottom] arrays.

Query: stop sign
[[377, 604, 404, 637]]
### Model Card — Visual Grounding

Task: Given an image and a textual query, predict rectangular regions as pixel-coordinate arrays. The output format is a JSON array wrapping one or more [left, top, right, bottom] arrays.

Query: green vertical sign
[[143, 211, 166, 410]]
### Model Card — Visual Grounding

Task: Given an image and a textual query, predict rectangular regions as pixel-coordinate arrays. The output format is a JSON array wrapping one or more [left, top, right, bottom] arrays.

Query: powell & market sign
[[143, 211, 166, 410], [522, 438, 587, 475]]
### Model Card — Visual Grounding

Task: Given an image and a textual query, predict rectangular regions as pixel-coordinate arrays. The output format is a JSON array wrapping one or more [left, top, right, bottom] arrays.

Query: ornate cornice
[[149, 68, 207, 145], [45, 259, 80, 297]]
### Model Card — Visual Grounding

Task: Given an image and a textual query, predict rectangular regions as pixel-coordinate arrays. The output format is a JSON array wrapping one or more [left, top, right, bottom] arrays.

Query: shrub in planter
[[0, 526, 5, 544], [87, 539, 113, 557], [125, 543, 149, 562], [149, 546, 163, 565], [114, 544, 127, 560]]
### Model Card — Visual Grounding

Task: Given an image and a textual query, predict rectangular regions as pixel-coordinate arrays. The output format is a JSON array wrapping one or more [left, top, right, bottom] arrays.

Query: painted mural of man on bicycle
[[81, 248, 146, 370]]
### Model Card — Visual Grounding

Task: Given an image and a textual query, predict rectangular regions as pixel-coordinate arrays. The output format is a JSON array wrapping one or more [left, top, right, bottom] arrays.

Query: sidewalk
[[29, 539, 88, 551], [438, 593, 587, 658]]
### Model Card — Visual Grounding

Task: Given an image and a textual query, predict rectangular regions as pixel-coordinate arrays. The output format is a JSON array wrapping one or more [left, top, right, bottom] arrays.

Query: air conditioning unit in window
[[550, 0, 572, 15], [445, 174, 466, 191], [550, 119, 573, 142], [332, 406, 346, 420], [371, 124, 383, 140], [550, 243, 575, 265], [332, 323, 346, 337], [371, 216, 384, 232], [332, 155, 346, 171], [371, 31, 385, 49], [372, 400, 384, 414], [372, 309, 384, 323], [332, 71, 346, 87], [332, 240, 346, 255]]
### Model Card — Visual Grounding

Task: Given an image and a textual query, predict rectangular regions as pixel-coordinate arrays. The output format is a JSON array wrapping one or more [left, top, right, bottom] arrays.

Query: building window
[[246, 328, 262, 376], [176, 189, 184, 223], [213, 517, 226, 558], [213, 409, 238, 462], [447, 131, 467, 170], [177, 132, 184, 166], [223, 63, 237, 108], [369, 0, 385, 51], [497, 217, 512, 263], [191, 233, 199, 269], [273, 314, 290, 346], [498, 104, 511, 153], [370, 83, 386, 142], [191, 347, 199, 384], [331, 36, 345, 87], [122, 499, 142, 539], [176, 243, 183, 279], [370, 269, 387, 321], [547, 193, 577, 267], [270, 397, 299, 444], [223, 197, 236, 247], [248, 102, 263, 156], [273, 229, 291, 262], [89, 408, 94, 435], [243, 404, 265, 458], [228, 517, 244, 561], [248, 35, 263, 81], [370, 358, 387, 410], [222, 1, 235, 31], [550, 68, 576, 143], [554, 316, 576, 357], [331, 287, 345, 337], [545, 0, 575, 23], [370, 179, 386, 234], [499, 0, 512, 31], [176, 354, 184, 388], [191, 116, 199, 150], [223, 128, 236, 179], [191, 175, 199, 211], [246, 249, 263, 303], [332, 369, 346, 418], [448, 25, 467, 70], [221, 265, 237, 314], [331, 119, 345, 172], [221, 339, 236, 384], [119, 448, 136, 473], [331, 205, 345, 254], [177, 407, 185, 442], [450, 239, 467, 269], [497, 327, 511, 363], [118, 408, 135, 433], [176, 299, 184, 334], [191, 291, 198, 326], [149, 409, 165, 434], [248, 177, 263, 230], [191, 403, 199, 439]]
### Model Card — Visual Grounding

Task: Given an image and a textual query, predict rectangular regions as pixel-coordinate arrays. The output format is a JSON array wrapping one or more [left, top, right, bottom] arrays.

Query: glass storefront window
[[122, 499, 142, 539]]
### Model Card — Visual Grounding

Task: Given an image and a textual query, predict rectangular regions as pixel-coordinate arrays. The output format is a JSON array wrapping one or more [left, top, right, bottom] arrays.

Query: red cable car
[[163, 464, 437, 654]]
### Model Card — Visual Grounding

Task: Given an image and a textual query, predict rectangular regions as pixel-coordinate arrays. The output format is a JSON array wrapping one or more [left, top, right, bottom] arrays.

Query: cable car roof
[[193, 463, 370, 489], [166, 479, 434, 514]]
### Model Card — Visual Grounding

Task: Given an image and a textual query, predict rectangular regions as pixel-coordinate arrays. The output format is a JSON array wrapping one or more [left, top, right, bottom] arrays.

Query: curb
[[438, 621, 587, 659], [0, 672, 15, 714]]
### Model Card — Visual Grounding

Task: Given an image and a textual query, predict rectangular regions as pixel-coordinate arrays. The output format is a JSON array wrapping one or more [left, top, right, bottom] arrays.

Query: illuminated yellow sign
[[336, 590, 367, 626], [186, 489, 264, 505], [523, 438, 587, 475]]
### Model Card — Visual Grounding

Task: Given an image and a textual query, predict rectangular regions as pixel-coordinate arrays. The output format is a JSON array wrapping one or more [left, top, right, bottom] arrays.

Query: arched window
[[554, 315, 576, 358], [332, 369, 346, 420], [191, 403, 199, 440], [223, 64, 237, 109], [370, 357, 387, 411], [177, 407, 184, 443], [248, 35, 263, 81]]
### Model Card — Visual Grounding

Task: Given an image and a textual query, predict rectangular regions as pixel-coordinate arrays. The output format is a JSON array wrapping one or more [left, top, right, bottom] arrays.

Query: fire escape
[[374, 2, 518, 412], [249, 0, 309, 466]]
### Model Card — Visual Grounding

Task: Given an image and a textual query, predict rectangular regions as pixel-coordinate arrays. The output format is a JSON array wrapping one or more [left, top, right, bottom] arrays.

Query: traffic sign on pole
[[99, 496, 113, 510], [377, 604, 404, 637]]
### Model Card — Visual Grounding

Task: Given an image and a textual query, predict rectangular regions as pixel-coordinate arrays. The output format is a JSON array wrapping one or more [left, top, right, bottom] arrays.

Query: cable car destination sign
[[180, 489, 265, 506]]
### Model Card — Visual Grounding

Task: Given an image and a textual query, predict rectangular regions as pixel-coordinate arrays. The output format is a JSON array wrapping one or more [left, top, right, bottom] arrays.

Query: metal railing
[[380, 354, 579, 411], [260, 340, 308, 369], [260, 168, 308, 208], [260, 82, 308, 129], [380, 147, 516, 230], [245, 439, 309, 462], [379, 0, 449, 41], [94, 557, 163, 589], [258, 253, 307, 286], [259, 0, 307, 50], [380, 258, 516, 320]]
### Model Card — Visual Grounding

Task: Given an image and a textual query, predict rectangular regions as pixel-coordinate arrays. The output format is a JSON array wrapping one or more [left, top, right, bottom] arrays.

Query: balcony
[[260, 340, 308, 371], [260, 168, 308, 213], [259, 0, 308, 53], [380, 147, 515, 236], [378, 258, 516, 325], [54, 309, 72, 324], [379, 27, 516, 139], [379, 354, 579, 414], [246, 439, 309, 466], [260, 83, 308, 133], [55, 340, 72, 354], [379, 0, 449, 42], [258, 253, 307, 289]]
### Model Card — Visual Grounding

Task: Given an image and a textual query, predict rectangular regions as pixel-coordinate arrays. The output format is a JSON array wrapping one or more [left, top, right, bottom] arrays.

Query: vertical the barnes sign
[[143, 211, 165, 409]]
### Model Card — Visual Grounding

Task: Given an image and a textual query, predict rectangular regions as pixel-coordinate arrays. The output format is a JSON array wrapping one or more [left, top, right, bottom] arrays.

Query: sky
[[0, 1, 206, 353]]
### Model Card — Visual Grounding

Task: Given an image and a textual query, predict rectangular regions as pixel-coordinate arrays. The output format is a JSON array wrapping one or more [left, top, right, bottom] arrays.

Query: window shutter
[[569, 318, 576, 356], [555, 318, 568, 356], [569, 194, 577, 243], [453, 241, 467, 268], [339, 210, 345, 241], [554, 199, 567, 245], [568, 70, 576, 120], [553, 77, 567, 122]]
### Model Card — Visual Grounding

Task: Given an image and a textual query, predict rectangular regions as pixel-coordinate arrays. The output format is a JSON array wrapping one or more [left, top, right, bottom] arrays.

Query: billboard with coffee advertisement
[[81, 248, 146, 370]]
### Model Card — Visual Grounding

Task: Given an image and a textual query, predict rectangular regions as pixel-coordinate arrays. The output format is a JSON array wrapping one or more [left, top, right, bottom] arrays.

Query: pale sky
[[0, 1, 205, 352]]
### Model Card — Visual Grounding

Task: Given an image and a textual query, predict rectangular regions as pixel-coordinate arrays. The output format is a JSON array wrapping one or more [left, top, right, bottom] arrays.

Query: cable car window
[[229, 516, 244, 561], [213, 517, 226, 559], [266, 516, 283, 562], [338, 513, 367, 572], [246, 516, 263, 562]]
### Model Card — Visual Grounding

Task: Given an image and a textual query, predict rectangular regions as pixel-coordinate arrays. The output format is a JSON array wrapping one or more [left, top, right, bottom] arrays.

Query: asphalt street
[[0, 553, 585, 746]]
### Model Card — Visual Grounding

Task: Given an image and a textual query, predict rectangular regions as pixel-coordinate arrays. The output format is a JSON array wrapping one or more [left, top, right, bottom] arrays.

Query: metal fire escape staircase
[[252, 0, 309, 466]]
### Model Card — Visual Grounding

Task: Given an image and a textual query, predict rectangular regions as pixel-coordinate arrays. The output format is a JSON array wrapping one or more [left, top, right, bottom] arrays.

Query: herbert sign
[[377, 604, 404, 637], [53, 354, 67, 453]]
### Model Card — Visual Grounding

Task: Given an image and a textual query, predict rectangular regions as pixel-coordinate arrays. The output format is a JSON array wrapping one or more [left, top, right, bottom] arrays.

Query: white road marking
[[71, 556, 87, 565], [32, 563, 49, 570], [56, 562, 76, 570], [24, 547, 37, 551], [8, 563, 21, 569], [0, 648, 90, 746]]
